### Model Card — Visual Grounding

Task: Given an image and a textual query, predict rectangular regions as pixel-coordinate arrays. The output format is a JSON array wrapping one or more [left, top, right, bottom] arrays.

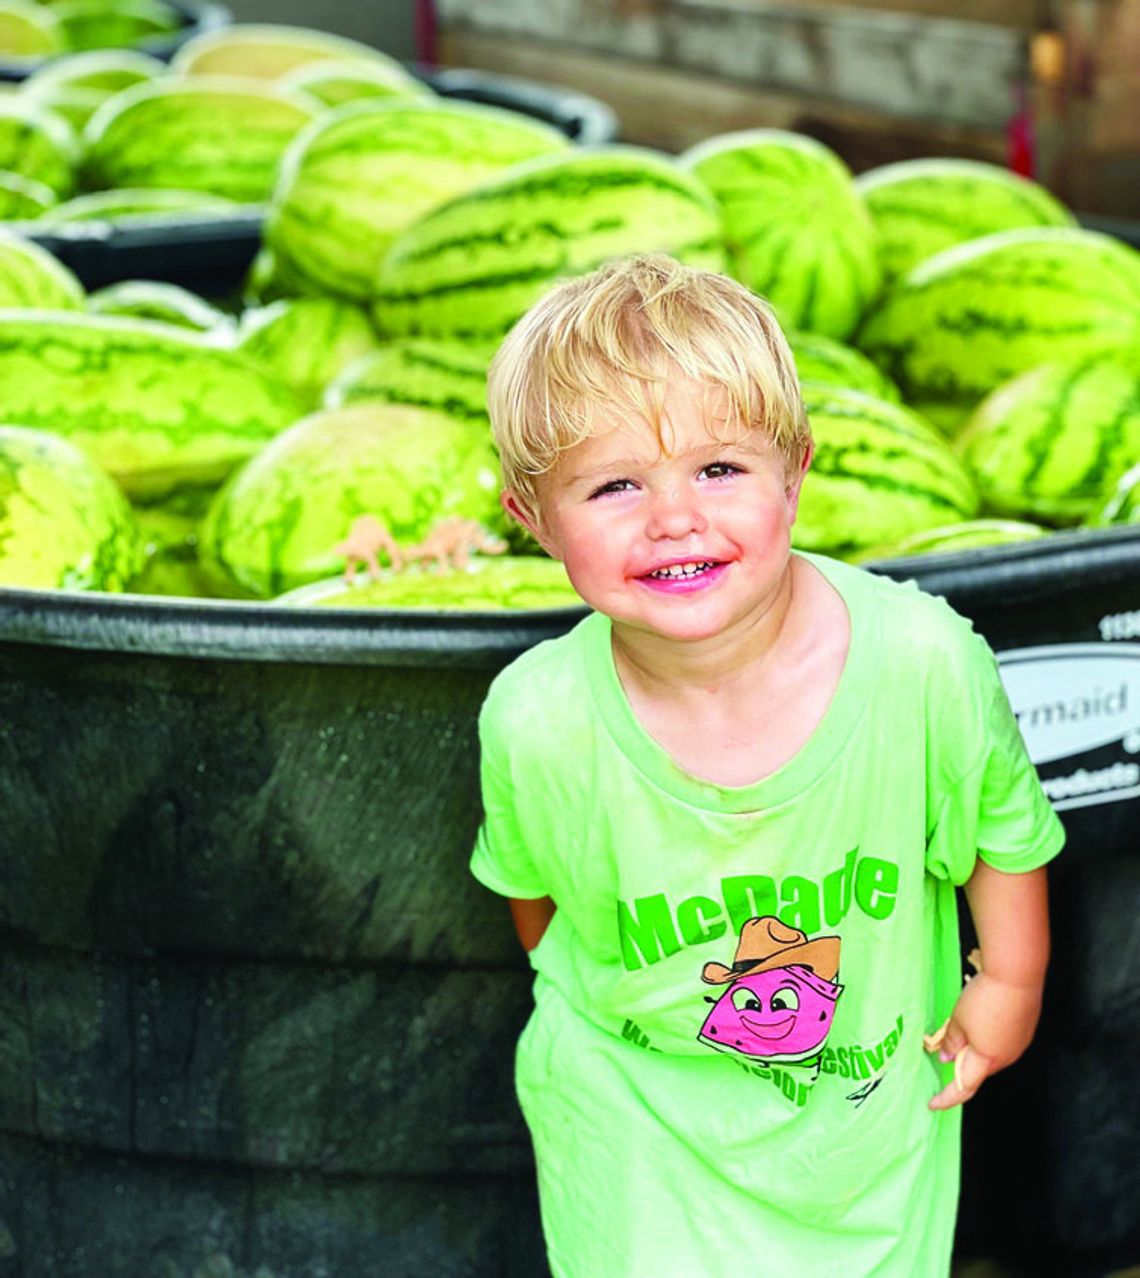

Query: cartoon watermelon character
[[699, 916, 843, 1066]]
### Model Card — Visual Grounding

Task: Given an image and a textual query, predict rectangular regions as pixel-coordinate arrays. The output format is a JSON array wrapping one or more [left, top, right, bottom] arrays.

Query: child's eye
[[701, 461, 743, 480], [588, 479, 635, 499]]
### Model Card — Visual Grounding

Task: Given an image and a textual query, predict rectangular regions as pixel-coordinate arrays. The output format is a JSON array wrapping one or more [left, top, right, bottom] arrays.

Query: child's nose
[[645, 486, 708, 539]]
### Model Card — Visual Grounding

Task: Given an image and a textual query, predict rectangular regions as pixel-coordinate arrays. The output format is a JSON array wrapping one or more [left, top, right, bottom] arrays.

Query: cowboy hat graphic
[[697, 916, 844, 1067], [701, 915, 841, 985]]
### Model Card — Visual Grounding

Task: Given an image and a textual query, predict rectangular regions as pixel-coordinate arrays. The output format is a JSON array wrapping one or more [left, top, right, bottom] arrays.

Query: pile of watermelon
[[0, 22, 1138, 608]]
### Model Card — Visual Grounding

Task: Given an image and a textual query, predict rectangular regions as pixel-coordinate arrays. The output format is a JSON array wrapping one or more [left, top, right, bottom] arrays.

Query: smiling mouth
[[644, 561, 718, 580], [740, 1013, 795, 1040]]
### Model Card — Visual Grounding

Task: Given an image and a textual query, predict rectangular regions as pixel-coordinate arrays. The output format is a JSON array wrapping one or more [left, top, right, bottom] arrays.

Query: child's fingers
[[922, 1015, 966, 1057], [928, 1043, 993, 1111]]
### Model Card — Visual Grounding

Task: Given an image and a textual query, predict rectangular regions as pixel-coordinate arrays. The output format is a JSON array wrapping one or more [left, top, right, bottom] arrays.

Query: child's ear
[[501, 489, 560, 558], [784, 441, 814, 521]]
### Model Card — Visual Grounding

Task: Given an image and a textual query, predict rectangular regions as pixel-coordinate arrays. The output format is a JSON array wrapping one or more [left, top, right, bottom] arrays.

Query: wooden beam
[[436, 30, 1008, 166]]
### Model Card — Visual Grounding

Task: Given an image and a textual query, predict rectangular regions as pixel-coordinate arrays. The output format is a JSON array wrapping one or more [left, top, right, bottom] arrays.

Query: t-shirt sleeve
[[469, 691, 551, 900], [925, 633, 1066, 885]]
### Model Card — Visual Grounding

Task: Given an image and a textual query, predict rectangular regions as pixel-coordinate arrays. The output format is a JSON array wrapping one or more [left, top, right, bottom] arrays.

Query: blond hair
[[487, 253, 810, 505]]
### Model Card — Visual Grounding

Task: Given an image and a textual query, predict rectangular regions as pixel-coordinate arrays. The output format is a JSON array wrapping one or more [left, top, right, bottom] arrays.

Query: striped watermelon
[[199, 402, 503, 598], [171, 22, 409, 80], [0, 170, 55, 218], [82, 77, 320, 203], [276, 554, 582, 610], [0, 311, 306, 499], [794, 386, 979, 555], [0, 0, 62, 58], [87, 280, 232, 332], [0, 97, 76, 196], [22, 47, 168, 92], [235, 297, 382, 406], [277, 57, 434, 109], [372, 146, 728, 340], [266, 100, 570, 303], [1088, 461, 1140, 527], [787, 329, 901, 402], [39, 187, 239, 224], [52, 0, 181, 52], [22, 47, 167, 130], [857, 228, 1140, 414], [0, 424, 143, 590], [855, 517, 1047, 564], [957, 352, 1140, 525], [678, 129, 880, 341], [855, 158, 1076, 284], [0, 231, 84, 308], [323, 337, 495, 420]]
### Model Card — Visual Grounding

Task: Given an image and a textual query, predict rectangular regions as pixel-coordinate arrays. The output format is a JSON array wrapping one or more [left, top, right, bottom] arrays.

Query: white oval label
[[997, 642, 1140, 811]]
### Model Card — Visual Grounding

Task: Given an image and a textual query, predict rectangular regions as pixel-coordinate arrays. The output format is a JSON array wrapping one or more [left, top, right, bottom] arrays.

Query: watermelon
[[38, 187, 240, 223], [234, 297, 381, 406], [1088, 462, 1140, 527], [82, 77, 320, 203], [855, 518, 1047, 564], [276, 57, 434, 109], [0, 170, 55, 219], [199, 402, 503, 598], [0, 230, 84, 308], [241, 246, 314, 305], [22, 47, 167, 130], [170, 22, 407, 80], [266, 100, 570, 303], [787, 329, 901, 402], [855, 158, 1076, 284], [956, 353, 1140, 525], [52, 0, 181, 51], [0, 424, 143, 590], [22, 46, 167, 92], [856, 227, 1140, 414], [276, 554, 583, 610], [794, 386, 979, 556], [678, 129, 880, 341], [0, 97, 77, 197], [87, 280, 232, 333], [129, 479, 219, 597], [372, 145, 728, 340], [0, 0, 62, 58], [0, 311, 306, 499], [323, 338, 495, 420]]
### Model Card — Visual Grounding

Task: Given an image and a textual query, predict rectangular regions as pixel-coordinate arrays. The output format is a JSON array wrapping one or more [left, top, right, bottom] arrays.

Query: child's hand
[[926, 970, 1043, 1111]]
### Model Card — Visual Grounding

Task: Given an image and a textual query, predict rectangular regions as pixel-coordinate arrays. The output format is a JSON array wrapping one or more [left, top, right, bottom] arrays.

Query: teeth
[[649, 561, 715, 579]]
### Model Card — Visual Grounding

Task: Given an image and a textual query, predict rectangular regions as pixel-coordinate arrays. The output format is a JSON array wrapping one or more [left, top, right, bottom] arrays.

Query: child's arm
[[510, 896, 556, 952], [928, 860, 1050, 1111]]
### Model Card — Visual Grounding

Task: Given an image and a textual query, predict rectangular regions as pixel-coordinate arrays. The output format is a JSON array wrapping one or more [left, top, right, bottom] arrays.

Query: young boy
[[470, 254, 1064, 1277]]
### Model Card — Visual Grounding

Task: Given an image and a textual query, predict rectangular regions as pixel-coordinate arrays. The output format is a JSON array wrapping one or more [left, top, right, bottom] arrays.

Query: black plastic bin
[[0, 523, 1138, 1276]]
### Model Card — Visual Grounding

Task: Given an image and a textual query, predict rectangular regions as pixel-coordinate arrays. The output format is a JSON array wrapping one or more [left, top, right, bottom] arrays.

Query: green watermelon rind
[[794, 386, 980, 555], [0, 423, 144, 591], [82, 75, 320, 203], [678, 128, 881, 341], [371, 144, 728, 341], [199, 401, 505, 599], [0, 309, 306, 499], [856, 227, 1140, 407], [273, 554, 584, 611], [854, 157, 1076, 283], [0, 229, 84, 309], [957, 351, 1140, 525], [266, 97, 571, 303]]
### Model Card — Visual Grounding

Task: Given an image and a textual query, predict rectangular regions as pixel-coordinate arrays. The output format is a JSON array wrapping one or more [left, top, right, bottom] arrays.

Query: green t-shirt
[[471, 553, 1064, 1278]]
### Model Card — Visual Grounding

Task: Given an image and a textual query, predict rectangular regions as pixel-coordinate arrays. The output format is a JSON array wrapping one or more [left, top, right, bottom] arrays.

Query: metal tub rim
[[1, 524, 1137, 666]]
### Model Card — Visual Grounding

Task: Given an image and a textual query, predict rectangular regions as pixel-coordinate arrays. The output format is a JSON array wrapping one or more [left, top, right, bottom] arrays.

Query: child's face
[[506, 378, 810, 646]]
